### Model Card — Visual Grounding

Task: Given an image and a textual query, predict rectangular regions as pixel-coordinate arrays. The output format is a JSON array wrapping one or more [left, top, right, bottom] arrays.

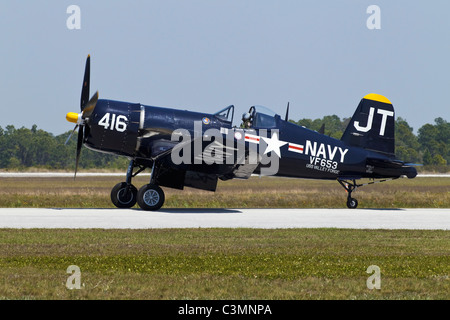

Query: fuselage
[[83, 99, 416, 182]]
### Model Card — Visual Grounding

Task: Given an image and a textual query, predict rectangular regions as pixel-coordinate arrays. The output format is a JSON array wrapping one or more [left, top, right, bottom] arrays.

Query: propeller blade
[[74, 125, 84, 179], [80, 55, 90, 111], [65, 125, 78, 145], [73, 55, 94, 179], [82, 91, 99, 118]]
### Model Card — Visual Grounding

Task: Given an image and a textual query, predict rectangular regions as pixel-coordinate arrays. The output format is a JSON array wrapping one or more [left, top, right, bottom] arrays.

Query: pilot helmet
[[242, 112, 251, 121]]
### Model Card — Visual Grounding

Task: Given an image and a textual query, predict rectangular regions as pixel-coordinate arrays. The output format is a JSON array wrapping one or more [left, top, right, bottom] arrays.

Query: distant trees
[[395, 117, 421, 164], [293, 115, 350, 140], [0, 125, 128, 170], [0, 116, 448, 171], [417, 118, 449, 165]]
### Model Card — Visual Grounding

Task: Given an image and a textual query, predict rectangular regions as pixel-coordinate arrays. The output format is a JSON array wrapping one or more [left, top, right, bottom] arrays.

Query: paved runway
[[0, 208, 448, 230]]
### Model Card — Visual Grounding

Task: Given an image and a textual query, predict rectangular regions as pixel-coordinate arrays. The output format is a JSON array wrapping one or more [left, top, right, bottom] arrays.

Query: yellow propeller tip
[[66, 112, 80, 124]]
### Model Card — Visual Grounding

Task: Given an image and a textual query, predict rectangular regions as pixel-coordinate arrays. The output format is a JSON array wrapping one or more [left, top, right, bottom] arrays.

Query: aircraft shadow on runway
[[148, 208, 242, 214], [51, 207, 242, 214]]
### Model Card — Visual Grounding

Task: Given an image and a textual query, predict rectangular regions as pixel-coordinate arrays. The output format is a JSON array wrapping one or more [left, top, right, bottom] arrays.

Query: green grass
[[0, 176, 449, 208], [0, 176, 448, 300], [0, 229, 448, 300]]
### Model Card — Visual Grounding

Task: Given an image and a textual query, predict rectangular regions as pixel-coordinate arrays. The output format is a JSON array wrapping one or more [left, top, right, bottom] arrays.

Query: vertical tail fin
[[341, 93, 395, 156]]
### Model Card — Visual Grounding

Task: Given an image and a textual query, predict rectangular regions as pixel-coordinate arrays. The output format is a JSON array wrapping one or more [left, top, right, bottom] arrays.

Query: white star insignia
[[261, 132, 287, 158]]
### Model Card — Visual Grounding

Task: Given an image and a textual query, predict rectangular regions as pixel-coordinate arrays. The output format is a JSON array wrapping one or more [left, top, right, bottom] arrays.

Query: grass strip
[[0, 228, 448, 299]]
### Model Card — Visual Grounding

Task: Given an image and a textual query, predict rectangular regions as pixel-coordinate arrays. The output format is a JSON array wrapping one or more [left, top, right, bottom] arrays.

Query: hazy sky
[[1, 0, 449, 135]]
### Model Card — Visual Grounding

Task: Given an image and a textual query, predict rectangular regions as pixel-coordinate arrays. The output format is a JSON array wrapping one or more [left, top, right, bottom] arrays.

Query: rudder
[[341, 93, 395, 156]]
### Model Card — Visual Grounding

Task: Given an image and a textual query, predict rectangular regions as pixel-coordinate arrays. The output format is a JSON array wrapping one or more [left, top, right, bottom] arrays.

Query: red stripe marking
[[289, 145, 303, 151], [245, 136, 260, 142]]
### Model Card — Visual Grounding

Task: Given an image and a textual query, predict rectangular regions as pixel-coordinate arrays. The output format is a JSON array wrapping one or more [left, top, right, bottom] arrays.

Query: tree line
[[0, 116, 448, 171], [0, 125, 128, 170]]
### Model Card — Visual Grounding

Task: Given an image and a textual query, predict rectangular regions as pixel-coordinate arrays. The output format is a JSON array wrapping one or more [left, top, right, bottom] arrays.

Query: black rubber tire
[[111, 182, 137, 208], [137, 184, 165, 211], [346, 197, 358, 209]]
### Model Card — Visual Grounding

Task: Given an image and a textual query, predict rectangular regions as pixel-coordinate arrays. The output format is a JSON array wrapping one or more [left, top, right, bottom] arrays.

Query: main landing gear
[[110, 160, 165, 211]]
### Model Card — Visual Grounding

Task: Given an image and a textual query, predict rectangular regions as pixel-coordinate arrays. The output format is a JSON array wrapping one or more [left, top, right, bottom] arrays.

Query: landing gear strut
[[338, 179, 359, 209]]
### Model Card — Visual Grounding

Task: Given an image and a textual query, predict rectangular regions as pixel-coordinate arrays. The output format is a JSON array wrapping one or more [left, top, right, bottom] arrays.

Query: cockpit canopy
[[242, 105, 279, 129], [214, 105, 234, 124]]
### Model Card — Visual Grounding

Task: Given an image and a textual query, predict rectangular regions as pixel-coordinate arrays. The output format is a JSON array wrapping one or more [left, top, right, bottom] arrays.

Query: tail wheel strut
[[338, 179, 359, 209], [337, 177, 400, 209]]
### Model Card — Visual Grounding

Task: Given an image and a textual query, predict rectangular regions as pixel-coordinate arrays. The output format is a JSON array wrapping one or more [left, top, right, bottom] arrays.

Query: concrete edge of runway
[[0, 207, 448, 230]]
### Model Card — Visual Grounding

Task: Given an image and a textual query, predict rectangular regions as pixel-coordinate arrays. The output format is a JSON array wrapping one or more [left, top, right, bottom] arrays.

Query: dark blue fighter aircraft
[[66, 56, 417, 210]]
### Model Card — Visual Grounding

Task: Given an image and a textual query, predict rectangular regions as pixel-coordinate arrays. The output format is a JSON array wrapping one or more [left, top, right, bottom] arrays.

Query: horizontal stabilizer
[[366, 157, 418, 179]]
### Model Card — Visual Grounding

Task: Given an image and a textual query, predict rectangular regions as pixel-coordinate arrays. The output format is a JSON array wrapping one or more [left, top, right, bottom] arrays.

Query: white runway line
[[0, 172, 150, 177], [0, 208, 448, 230], [0, 173, 448, 178]]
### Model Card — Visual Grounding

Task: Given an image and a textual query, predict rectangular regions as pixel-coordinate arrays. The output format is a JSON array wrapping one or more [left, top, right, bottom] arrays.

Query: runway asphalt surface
[[0, 208, 448, 230]]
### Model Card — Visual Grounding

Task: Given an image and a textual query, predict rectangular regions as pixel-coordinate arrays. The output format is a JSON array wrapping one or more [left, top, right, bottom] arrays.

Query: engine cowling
[[84, 99, 141, 157]]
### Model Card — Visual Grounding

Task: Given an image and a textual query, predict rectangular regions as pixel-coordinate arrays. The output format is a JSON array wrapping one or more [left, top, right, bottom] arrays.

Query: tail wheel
[[137, 184, 165, 211], [111, 182, 137, 208], [347, 198, 358, 209]]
